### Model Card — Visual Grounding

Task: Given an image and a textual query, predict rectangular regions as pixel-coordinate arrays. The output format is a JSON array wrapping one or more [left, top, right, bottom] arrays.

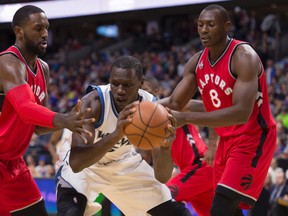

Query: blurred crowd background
[[1, 0, 288, 215]]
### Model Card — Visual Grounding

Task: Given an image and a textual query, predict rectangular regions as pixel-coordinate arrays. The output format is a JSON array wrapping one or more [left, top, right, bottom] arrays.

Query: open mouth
[[40, 41, 47, 48]]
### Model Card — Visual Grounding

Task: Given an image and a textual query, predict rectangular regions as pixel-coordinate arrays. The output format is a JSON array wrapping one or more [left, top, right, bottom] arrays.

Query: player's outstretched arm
[[158, 52, 200, 111], [52, 100, 95, 136], [1, 55, 95, 135]]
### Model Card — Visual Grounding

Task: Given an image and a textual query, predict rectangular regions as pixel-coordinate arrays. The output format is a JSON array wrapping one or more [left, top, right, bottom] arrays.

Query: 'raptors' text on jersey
[[195, 39, 275, 137]]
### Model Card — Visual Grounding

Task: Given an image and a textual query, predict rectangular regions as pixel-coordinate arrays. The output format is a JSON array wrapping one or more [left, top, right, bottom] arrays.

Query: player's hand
[[54, 100, 95, 143], [170, 110, 185, 127], [162, 109, 176, 149], [203, 144, 216, 166], [115, 101, 139, 138]]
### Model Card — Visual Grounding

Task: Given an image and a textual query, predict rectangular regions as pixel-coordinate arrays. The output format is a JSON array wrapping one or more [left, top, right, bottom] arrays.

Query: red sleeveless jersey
[[171, 125, 207, 171], [195, 39, 275, 137], [0, 46, 47, 160]]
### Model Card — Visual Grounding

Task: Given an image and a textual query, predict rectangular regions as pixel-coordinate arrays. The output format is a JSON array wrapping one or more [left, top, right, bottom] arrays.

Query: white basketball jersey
[[55, 128, 72, 172], [91, 84, 156, 165]]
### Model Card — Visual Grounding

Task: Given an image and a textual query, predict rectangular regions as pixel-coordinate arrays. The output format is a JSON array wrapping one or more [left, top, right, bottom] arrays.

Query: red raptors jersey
[[0, 46, 47, 160], [195, 39, 275, 137], [171, 125, 207, 171]]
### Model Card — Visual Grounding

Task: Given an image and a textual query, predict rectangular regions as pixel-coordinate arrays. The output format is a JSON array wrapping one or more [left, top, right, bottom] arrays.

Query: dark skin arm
[[0, 54, 94, 138], [204, 127, 218, 166], [69, 91, 139, 173], [152, 146, 174, 183], [151, 112, 176, 183], [182, 100, 218, 166], [164, 44, 260, 128], [158, 52, 200, 111], [45, 129, 63, 164]]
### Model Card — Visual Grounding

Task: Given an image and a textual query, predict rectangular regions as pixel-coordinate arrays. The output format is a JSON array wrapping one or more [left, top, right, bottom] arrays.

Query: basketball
[[124, 101, 171, 150]]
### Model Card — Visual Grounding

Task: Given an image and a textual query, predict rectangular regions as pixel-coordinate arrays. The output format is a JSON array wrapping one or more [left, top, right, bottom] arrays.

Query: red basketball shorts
[[0, 157, 42, 215], [214, 126, 276, 209], [166, 162, 214, 216]]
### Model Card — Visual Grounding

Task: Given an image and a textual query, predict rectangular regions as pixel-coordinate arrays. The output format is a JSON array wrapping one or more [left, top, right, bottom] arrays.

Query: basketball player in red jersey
[[142, 77, 216, 216], [0, 5, 94, 216], [160, 4, 276, 216]]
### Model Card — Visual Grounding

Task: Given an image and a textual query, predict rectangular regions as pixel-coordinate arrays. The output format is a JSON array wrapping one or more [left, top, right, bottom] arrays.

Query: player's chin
[[201, 40, 211, 47], [115, 100, 128, 110], [37, 49, 47, 56]]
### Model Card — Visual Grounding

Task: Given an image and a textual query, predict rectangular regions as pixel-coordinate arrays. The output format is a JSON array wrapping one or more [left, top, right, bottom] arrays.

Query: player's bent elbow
[[237, 113, 251, 124], [154, 173, 171, 184], [69, 158, 83, 173]]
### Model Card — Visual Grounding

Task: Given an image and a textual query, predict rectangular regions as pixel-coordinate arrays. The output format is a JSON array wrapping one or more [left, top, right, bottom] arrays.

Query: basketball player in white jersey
[[56, 56, 191, 216]]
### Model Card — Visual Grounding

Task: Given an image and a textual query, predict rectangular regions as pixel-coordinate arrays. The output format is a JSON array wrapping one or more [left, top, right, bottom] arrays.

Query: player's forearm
[[34, 126, 58, 135], [184, 99, 205, 112], [158, 97, 184, 111], [6, 84, 56, 128], [69, 132, 121, 172], [176, 105, 250, 128], [153, 147, 174, 183]]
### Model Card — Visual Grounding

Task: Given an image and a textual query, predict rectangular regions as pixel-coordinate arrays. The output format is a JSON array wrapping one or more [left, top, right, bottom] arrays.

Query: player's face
[[21, 12, 49, 56], [110, 67, 142, 112], [197, 9, 229, 47]]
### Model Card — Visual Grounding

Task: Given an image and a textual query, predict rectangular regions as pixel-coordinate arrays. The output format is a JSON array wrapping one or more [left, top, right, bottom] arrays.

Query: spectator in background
[[277, 106, 288, 133], [265, 59, 276, 85], [25, 154, 38, 177], [250, 173, 272, 216], [269, 167, 288, 216], [35, 155, 50, 178]]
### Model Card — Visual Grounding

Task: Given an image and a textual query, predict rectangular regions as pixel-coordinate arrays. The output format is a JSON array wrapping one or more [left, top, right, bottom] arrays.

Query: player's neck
[[14, 43, 37, 70], [208, 37, 231, 64]]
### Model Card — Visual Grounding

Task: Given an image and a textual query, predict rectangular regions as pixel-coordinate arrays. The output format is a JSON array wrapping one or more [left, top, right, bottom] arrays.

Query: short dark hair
[[202, 4, 230, 22], [12, 5, 44, 29], [111, 56, 144, 80]]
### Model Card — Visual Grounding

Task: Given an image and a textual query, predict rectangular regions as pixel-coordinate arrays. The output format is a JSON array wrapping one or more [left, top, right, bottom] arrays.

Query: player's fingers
[[75, 131, 88, 144], [121, 106, 137, 119], [78, 107, 92, 118], [71, 100, 81, 113], [165, 124, 175, 135], [79, 117, 96, 125], [74, 127, 93, 138], [75, 100, 81, 112], [166, 108, 178, 128], [124, 101, 139, 110], [163, 133, 175, 148], [204, 156, 213, 166]]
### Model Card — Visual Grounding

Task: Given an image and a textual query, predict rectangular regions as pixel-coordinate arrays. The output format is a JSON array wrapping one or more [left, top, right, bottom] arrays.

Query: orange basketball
[[124, 101, 171, 150]]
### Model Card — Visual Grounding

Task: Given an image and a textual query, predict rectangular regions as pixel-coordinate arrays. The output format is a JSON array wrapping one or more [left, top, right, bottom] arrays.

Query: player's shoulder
[[232, 43, 260, 69], [82, 88, 100, 103], [138, 88, 155, 101], [185, 51, 203, 73], [189, 50, 203, 63], [234, 42, 257, 57], [81, 89, 101, 118], [38, 58, 49, 70], [0, 52, 25, 74], [0, 52, 21, 65]]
